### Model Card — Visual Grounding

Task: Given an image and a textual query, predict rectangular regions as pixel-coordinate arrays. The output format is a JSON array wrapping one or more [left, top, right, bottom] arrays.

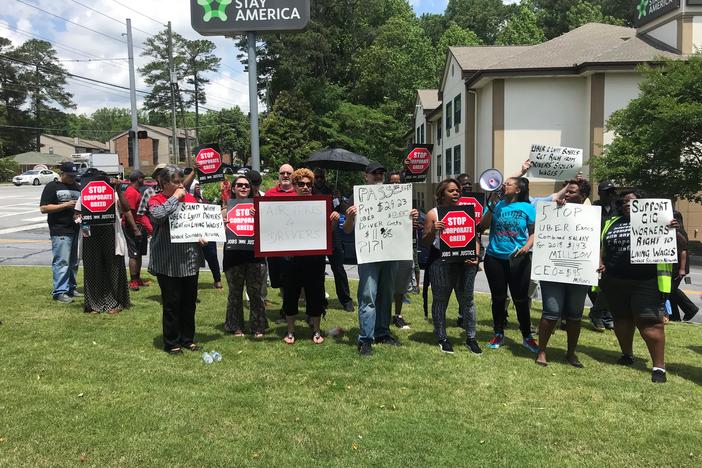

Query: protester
[[191, 180, 223, 289], [478, 176, 539, 353], [423, 178, 482, 354], [588, 180, 618, 331], [222, 175, 268, 338], [598, 189, 672, 383], [345, 161, 419, 356], [282, 168, 340, 345], [669, 211, 698, 322], [535, 179, 593, 367], [76, 172, 131, 314], [240, 169, 271, 308], [220, 177, 232, 205], [148, 165, 205, 355], [123, 170, 153, 291], [40, 161, 82, 303], [454, 173, 474, 327]]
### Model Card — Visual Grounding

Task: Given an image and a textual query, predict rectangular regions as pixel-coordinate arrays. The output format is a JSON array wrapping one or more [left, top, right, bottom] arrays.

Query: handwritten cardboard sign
[[169, 203, 226, 243], [526, 144, 583, 180], [630, 198, 676, 264], [531, 202, 601, 286], [225, 198, 254, 250], [353, 183, 413, 264], [438, 205, 477, 262], [255, 195, 332, 257]]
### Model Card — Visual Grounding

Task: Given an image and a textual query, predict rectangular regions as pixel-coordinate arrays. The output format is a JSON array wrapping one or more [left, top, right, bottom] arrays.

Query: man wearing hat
[[588, 180, 618, 331], [39, 161, 82, 303]]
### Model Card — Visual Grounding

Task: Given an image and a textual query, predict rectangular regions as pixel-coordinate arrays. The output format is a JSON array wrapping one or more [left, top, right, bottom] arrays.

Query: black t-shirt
[[39, 181, 81, 236], [603, 217, 656, 280]]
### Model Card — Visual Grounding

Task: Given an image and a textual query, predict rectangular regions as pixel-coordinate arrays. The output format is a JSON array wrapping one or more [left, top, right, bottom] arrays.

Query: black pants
[[202, 241, 221, 282], [327, 231, 351, 305], [484, 254, 532, 337], [669, 277, 699, 321], [157, 274, 199, 351], [282, 255, 326, 317], [267, 257, 289, 289]]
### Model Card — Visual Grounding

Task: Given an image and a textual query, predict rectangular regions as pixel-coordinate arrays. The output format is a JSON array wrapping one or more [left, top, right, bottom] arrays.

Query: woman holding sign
[[222, 175, 268, 338], [478, 177, 539, 353], [423, 178, 481, 354], [148, 165, 205, 355], [282, 168, 339, 345], [598, 190, 673, 383]]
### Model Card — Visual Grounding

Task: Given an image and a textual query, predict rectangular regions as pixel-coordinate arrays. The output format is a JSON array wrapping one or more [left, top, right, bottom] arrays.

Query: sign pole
[[248, 31, 260, 172]]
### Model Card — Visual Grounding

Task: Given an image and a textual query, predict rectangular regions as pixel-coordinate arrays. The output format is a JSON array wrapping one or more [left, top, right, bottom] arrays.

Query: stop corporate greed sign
[[526, 144, 583, 180], [80, 180, 116, 225], [191, 0, 311, 34], [458, 192, 485, 224], [629, 198, 677, 264], [531, 202, 601, 286], [403, 146, 432, 182], [194, 143, 224, 184], [437, 205, 477, 262], [169, 203, 226, 243], [353, 183, 413, 264], [225, 198, 254, 250]]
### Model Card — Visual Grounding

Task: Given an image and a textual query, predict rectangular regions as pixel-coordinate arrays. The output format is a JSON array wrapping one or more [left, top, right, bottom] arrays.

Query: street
[[1, 182, 700, 323]]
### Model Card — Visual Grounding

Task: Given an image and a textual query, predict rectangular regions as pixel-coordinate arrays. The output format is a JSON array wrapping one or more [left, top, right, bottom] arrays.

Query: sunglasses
[[296, 181, 313, 188], [235, 183, 250, 188]]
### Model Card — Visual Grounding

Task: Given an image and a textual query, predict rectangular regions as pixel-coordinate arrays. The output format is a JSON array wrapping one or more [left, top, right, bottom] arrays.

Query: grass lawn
[[1, 266, 701, 467]]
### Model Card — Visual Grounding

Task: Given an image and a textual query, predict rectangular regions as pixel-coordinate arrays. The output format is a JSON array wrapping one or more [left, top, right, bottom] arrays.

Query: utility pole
[[167, 21, 178, 163], [126, 18, 139, 170], [248, 32, 260, 171]]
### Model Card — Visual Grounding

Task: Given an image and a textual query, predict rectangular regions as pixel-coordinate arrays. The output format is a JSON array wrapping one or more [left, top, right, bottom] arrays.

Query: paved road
[[1, 182, 700, 323]]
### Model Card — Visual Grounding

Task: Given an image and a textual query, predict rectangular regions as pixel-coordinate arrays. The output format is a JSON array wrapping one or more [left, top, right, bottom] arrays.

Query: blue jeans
[[357, 261, 398, 344], [51, 234, 79, 298]]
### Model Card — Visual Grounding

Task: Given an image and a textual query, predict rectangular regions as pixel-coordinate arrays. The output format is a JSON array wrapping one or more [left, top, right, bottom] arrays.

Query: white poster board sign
[[531, 202, 601, 286], [630, 198, 676, 264], [353, 183, 413, 264], [526, 144, 583, 180], [169, 203, 226, 243], [256, 196, 330, 255]]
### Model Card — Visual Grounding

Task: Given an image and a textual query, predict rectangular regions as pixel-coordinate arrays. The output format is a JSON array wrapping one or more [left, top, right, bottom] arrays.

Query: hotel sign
[[636, 0, 680, 26], [191, 0, 311, 35]]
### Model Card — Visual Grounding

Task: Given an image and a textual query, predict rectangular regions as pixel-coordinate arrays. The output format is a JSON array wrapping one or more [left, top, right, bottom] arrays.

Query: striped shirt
[[137, 186, 158, 216], [148, 192, 203, 277]]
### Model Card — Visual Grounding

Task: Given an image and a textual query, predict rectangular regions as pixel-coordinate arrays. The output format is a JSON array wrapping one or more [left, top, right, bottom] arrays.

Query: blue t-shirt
[[485, 200, 536, 259], [530, 195, 553, 207]]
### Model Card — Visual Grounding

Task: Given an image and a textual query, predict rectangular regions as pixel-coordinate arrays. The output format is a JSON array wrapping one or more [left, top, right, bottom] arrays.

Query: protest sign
[[531, 202, 601, 286], [225, 198, 254, 250], [354, 183, 413, 264], [255, 195, 331, 257], [403, 145, 432, 183], [437, 205, 477, 262], [458, 192, 485, 224], [194, 143, 224, 184], [526, 144, 583, 180], [169, 203, 226, 243], [629, 198, 676, 264], [80, 180, 116, 225]]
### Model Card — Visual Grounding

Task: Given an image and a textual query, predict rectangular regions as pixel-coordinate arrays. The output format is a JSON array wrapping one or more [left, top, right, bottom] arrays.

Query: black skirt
[[82, 225, 130, 312]]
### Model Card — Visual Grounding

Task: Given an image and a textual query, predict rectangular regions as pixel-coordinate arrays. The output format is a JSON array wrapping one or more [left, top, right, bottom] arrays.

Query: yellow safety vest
[[600, 216, 672, 293]]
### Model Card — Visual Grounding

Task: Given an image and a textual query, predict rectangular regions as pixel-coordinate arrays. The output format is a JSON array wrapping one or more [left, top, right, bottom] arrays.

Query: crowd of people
[[39, 157, 698, 383]]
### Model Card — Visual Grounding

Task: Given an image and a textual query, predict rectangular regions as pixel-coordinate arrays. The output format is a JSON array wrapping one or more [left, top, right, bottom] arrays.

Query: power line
[[58, 57, 128, 62], [109, 0, 165, 26], [66, 0, 152, 36]]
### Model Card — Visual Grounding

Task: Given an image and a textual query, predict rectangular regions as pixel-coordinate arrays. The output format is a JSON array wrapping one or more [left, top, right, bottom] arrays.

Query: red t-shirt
[[221, 180, 231, 204], [123, 185, 153, 234], [264, 185, 297, 197]]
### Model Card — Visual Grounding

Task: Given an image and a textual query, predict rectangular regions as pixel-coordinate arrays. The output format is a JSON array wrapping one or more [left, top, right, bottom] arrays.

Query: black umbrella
[[304, 148, 370, 172]]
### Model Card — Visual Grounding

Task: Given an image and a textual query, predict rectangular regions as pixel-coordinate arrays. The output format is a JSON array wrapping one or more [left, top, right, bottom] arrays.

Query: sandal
[[254, 332, 264, 339], [184, 343, 202, 351], [312, 332, 324, 345], [167, 347, 182, 355], [283, 332, 295, 345], [233, 330, 245, 337]]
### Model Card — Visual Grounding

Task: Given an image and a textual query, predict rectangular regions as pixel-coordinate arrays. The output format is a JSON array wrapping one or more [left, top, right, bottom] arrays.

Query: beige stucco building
[[39, 134, 108, 158], [413, 8, 702, 241]]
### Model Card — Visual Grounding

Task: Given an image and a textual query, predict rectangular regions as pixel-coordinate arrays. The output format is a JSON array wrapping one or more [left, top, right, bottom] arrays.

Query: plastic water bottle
[[202, 352, 213, 364], [210, 351, 222, 362], [664, 299, 672, 316]]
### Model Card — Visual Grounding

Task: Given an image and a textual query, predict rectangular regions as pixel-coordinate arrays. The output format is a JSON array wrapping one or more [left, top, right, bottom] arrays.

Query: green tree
[[419, 13, 448, 47], [534, 0, 630, 39], [0, 37, 32, 156], [445, 0, 514, 44], [181, 39, 220, 143], [566, 1, 625, 30], [139, 29, 187, 121], [593, 54, 702, 203], [198, 107, 250, 165], [0, 155, 20, 182], [67, 107, 132, 141], [496, 2, 546, 45], [437, 22, 482, 61]]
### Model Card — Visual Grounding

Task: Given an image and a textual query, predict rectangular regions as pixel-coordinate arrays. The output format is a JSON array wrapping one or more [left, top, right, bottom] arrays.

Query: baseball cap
[[151, 163, 167, 179], [59, 161, 78, 176], [598, 180, 616, 193], [365, 161, 386, 173], [246, 170, 262, 186]]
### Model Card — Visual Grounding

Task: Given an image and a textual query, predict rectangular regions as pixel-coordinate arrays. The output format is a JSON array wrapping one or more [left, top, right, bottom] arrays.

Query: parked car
[[13, 169, 59, 186]]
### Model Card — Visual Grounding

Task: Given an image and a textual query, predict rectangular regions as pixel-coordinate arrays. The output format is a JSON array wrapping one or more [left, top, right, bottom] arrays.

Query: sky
[[0, 0, 449, 124]]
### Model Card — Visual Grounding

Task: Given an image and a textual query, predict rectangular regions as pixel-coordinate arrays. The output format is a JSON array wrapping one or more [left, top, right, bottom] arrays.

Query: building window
[[416, 126, 421, 144], [420, 123, 425, 144], [445, 147, 452, 176], [453, 145, 461, 175], [437, 118, 442, 144], [453, 95, 461, 130], [436, 150, 442, 180], [445, 102, 452, 137]]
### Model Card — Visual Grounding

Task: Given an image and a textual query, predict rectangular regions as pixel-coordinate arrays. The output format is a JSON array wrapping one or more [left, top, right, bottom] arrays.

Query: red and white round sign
[[440, 211, 475, 248], [196, 147, 222, 174], [406, 147, 431, 175], [458, 196, 483, 223], [81, 181, 115, 213], [227, 203, 254, 237]]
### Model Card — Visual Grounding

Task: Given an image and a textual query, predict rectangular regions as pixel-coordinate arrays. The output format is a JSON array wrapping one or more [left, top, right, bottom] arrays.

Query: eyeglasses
[[279, 171, 292, 176], [296, 181, 313, 188], [235, 183, 250, 188]]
